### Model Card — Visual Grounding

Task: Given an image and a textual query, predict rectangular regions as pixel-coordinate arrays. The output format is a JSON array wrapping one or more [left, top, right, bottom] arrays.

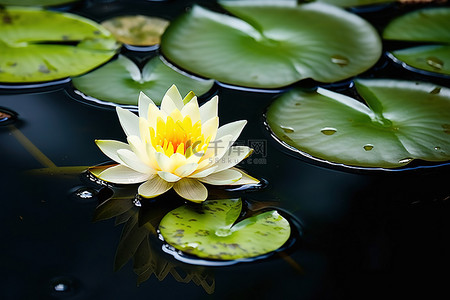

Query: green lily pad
[[0, 0, 77, 5], [266, 79, 450, 169], [317, 0, 394, 7], [383, 7, 450, 76], [72, 55, 214, 105], [159, 199, 291, 260], [160, 2, 381, 88], [0, 7, 120, 83]]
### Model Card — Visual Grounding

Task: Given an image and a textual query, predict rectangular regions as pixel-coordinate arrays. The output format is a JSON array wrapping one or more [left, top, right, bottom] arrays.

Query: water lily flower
[[94, 85, 259, 202]]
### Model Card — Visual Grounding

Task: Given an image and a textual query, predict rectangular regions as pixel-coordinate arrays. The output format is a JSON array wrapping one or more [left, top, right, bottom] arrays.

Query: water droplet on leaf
[[426, 57, 443, 70], [398, 158, 413, 164], [280, 125, 295, 133], [331, 55, 349, 67], [430, 87, 441, 94], [363, 144, 374, 151], [321, 127, 337, 135]]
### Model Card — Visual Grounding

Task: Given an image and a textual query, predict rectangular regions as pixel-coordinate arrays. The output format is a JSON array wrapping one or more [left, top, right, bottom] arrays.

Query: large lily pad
[[383, 7, 450, 76], [159, 199, 291, 260], [0, 7, 119, 83], [72, 55, 214, 105], [160, 2, 381, 88], [266, 79, 450, 169]]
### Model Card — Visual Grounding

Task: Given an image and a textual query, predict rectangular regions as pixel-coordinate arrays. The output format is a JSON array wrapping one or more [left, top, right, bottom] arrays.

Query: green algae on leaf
[[72, 55, 214, 105], [160, 1, 381, 88], [383, 7, 450, 76], [0, 7, 119, 83], [266, 79, 450, 169], [159, 199, 291, 260]]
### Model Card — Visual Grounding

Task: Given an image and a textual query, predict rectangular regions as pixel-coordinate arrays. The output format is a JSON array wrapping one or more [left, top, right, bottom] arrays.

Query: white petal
[[215, 120, 247, 142], [155, 152, 172, 172], [173, 178, 207, 202], [158, 171, 181, 182], [180, 96, 200, 124], [98, 165, 151, 184], [174, 163, 198, 177], [117, 149, 155, 174], [169, 152, 187, 171], [95, 140, 131, 165], [127, 135, 148, 164], [189, 165, 218, 178], [116, 106, 140, 137], [138, 91, 155, 118], [201, 116, 219, 142], [139, 118, 151, 143], [147, 101, 165, 127], [211, 146, 253, 172], [198, 169, 242, 185], [161, 85, 183, 114], [138, 176, 174, 198], [200, 95, 218, 124], [202, 134, 235, 163], [228, 168, 260, 185]]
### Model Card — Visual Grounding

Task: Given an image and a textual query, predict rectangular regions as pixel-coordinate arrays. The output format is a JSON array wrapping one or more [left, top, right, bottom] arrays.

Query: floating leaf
[[0, 7, 119, 83], [383, 7, 450, 75], [266, 79, 450, 168], [160, 2, 381, 88], [317, 0, 394, 7], [159, 199, 291, 260], [72, 55, 214, 105], [101, 15, 170, 46]]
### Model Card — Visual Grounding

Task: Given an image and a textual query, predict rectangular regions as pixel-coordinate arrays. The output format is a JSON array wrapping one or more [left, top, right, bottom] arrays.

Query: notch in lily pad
[[161, 1, 381, 88], [159, 198, 291, 261], [72, 55, 214, 106], [383, 7, 450, 76], [0, 7, 119, 83], [266, 79, 450, 169]]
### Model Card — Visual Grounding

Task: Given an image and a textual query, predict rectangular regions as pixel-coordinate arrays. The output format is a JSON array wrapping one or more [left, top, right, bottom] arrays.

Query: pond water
[[1, 0, 450, 299]]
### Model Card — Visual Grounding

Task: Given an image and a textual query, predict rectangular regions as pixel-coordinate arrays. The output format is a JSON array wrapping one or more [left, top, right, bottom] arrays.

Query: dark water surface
[[1, 1, 450, 299]]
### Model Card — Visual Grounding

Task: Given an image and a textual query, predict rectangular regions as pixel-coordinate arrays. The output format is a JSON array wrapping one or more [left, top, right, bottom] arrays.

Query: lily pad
[[383, 7, 450, 76], [72, 55, 214, 105], [266, 79, 450, 169], [101, 15, 170, 46], [159, 199, 291, 260], [160, 2, 381, 88], [0, 7, 119, 83], [317, 0, 394, 7]]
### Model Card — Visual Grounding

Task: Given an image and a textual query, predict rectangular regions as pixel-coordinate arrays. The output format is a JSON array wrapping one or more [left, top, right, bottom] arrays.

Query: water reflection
[[91, 184, 216, 293]]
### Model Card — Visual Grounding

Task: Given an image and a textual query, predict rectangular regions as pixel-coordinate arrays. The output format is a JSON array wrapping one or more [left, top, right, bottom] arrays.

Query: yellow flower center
[[150, 115, 210, 157]]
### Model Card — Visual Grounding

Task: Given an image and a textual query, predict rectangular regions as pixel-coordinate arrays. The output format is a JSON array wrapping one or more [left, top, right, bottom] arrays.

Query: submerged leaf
[[101, 15, 170, 46], [266, 79, 450, 168], [383, 7, 450, 75], [0, 7, 119, 83], [161, 2, 381, 88], [72, 55, 214, 105], [159, 199, 291, 260]]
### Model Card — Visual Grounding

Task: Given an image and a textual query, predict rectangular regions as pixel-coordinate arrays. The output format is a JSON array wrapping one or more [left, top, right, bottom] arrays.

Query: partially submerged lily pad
[[383, 7, 450, 76], [159, 199, 291, 260], [161, 2, 381, 88], [0, 7, 119, 83], [72, 55, 214, 105], [266, 79, 450, 169], [101, 15, 170, 46]]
